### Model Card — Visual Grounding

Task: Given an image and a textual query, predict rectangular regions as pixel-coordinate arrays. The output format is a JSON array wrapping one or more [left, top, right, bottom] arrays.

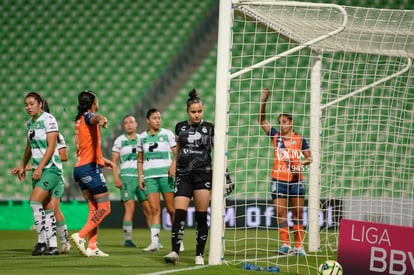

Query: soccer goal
[[209, 0, 414, 273]]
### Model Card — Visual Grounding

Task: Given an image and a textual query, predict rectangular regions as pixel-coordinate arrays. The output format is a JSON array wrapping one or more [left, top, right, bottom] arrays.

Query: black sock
[[195, 211, 208, 256], [171, 209, 187, 254]]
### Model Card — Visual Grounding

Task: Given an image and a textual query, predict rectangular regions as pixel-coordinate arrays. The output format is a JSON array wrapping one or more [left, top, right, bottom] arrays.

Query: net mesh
[[223, 1, 414, 273], [237, 1, 414, 57]]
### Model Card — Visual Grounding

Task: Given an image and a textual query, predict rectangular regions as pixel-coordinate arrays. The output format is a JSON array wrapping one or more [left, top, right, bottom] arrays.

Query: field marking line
[[141, 265, 207, 275], [141, 255, 289, 274]]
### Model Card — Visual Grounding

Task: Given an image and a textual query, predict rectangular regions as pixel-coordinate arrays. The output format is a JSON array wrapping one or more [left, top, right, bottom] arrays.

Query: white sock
[[45, 209, 57, 247], [30, 201, 46, 244], [151, 225, 161, 245], [123, 222, 133, 241], [56, 220, 69, 243]]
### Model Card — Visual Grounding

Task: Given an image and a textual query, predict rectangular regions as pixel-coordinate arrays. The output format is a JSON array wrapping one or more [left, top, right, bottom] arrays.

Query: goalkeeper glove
[[225, 172, 234, 196]]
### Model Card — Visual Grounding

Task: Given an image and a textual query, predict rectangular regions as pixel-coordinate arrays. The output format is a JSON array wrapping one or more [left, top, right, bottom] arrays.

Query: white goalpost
[[210, 0, 414, 273]]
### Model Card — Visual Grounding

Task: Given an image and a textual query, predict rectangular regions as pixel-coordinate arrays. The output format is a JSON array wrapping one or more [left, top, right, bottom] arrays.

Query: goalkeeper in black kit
[[164, 89, 233, 266]]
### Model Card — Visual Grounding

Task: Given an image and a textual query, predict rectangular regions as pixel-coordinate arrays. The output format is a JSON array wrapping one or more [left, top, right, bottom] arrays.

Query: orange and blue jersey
[[74, 112, 104, 167], [267, 127, 310, 182]]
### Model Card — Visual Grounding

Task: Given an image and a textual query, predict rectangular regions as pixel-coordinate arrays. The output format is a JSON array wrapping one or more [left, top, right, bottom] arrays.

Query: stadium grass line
[[141, 265, 207, 275], [0, 229, 331, 274]]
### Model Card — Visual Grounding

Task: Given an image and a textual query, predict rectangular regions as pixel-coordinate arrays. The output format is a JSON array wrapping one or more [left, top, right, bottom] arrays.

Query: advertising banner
[[338, 219, 414, 275]]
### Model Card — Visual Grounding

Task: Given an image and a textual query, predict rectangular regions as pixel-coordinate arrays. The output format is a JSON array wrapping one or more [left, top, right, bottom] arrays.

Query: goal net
[[210, 1, 414, 273]]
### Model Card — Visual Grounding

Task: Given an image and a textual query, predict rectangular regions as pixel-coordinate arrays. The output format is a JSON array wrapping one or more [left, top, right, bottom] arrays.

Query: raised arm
[[259, 88, 271, 134], [90, 114, 108, 129]]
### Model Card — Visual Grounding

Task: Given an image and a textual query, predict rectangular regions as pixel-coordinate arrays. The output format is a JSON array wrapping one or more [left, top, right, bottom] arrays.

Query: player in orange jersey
[[70, 90, 114, 257], [259, 88, 312, 256]]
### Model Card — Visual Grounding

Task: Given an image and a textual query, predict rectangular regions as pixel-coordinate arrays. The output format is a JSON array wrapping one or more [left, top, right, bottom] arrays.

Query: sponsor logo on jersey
[[29, 129, 35, 140], [49, 122, 57, 130], [149, 142, 158, 152], [187, 132, 201, 143]]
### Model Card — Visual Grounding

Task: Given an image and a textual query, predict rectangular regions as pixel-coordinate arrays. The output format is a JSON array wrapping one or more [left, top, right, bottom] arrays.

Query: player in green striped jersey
[[138, 109, 177, 252], [112, 115, 152, 248], [21, 96, 71, 254], [13, 92, 64, 256]]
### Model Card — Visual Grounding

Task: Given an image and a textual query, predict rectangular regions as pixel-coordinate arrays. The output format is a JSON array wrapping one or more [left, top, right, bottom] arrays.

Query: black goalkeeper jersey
[[175, 120, 214, 174]]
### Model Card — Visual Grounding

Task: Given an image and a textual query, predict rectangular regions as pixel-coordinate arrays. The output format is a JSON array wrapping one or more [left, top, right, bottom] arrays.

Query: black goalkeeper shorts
[[174, 170, 212, 198]]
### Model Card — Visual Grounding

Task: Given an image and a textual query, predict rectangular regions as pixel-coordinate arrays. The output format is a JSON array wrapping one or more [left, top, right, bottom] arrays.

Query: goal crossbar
[[231, 1, 348, 79], [234, 0, 414, 58], [321, 57, 413, 111]]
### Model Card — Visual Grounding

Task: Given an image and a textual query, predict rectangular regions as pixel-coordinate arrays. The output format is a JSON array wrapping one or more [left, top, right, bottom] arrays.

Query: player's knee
[[150, 205, 161, 216], [143, 207, 153, 218]]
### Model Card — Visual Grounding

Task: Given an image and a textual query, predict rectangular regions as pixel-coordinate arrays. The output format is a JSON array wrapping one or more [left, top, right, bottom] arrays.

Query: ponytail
[[186, 89, 203, 109], [74, 90, 97, 121]]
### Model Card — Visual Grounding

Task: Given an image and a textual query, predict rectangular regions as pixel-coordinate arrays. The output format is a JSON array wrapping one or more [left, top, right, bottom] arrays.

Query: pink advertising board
[[338, 219, 414, 274]]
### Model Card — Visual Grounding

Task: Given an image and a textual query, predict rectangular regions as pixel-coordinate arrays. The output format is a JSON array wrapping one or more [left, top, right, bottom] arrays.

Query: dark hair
[[26, 92, 50, 113], [278, 113, 293, 122], [25, 92, 44, 107], [25, 92, 50, 113], [146, 108, 159, 119], [41, 96, 50, 113], [74, 90, 97, 121], [186, 89, 203, 109], [26, 92, 61, 142]]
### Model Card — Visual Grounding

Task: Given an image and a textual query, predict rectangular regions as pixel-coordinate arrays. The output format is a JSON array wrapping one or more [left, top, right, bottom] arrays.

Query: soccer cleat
[[61, 242, 71, 254], [45, 247, 60, 255], [293, 246, 307, 256], [276, 244, 293, 255], [70, 233, 88, 256], [124, 240, 137, 248], [195, 255, 204, 265], [142, 243, 159, 252], [32, 243, 47, 256], [86, 247, 109, 257], [164, 251, 179, 265], [179, 241, 185, 252]]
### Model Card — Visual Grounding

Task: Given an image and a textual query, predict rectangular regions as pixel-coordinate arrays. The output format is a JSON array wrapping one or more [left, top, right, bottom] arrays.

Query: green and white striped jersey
[[138, 128, 176, 179], [26, 112, 62, 170], [112, 134, 139, 177]]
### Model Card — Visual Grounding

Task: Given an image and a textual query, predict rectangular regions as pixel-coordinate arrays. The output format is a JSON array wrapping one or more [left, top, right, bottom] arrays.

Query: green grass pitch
[[0, 229, 330, 274]]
